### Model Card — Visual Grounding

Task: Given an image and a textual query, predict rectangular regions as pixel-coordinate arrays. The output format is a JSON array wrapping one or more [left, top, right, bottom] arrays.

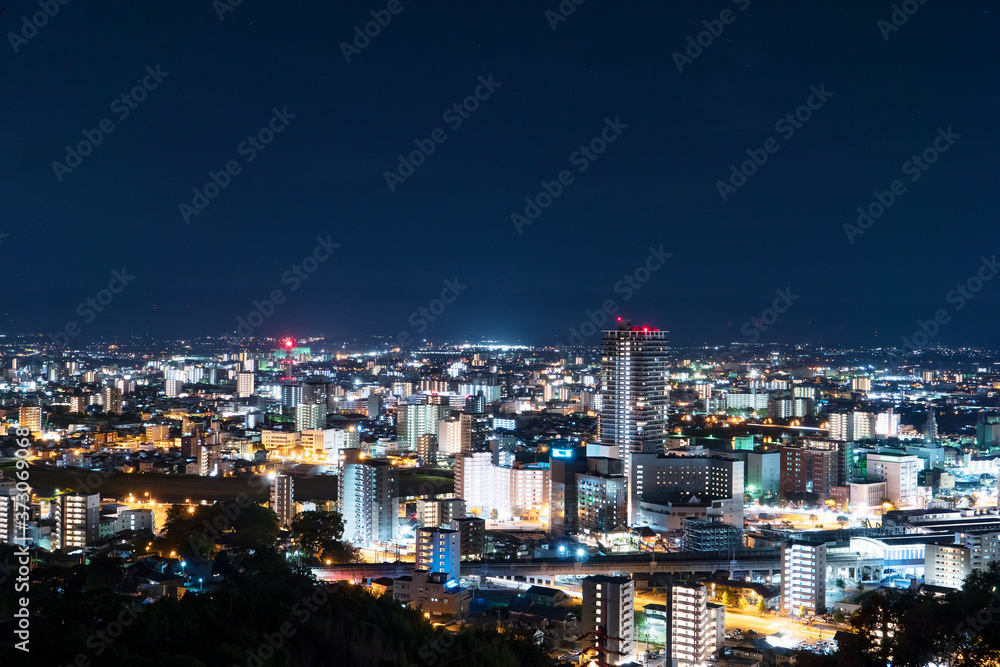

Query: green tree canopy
[[291, 510, 346, 557]]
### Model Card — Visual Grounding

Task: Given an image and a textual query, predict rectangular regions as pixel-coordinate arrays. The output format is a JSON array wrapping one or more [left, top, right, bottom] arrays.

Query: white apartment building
[[781, 540, 827, 615], [438, 417, 464, 455], [0, 479, 25, 544], [339, 450, 398, 546], [455, 451, 492, 515], [416, 497, 465, 528], [829, 411, 877, 441], [724, 392, 769, 411], [294, 403, 326, 432], [666, 581, 720, 667], [53, 492, 100, 551], [925, 530, 1000, 589], [454, 451, 549, 521], [876, 410, 901, 437], [271, 474, 295, 528], [582, 575, 634, 666]]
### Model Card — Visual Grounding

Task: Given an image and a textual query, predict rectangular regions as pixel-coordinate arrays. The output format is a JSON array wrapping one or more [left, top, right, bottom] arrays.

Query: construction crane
[[577, 625, 626, 667]]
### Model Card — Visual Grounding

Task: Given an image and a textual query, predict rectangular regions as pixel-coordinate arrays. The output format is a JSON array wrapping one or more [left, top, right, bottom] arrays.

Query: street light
[[199, 577, 203, 591]]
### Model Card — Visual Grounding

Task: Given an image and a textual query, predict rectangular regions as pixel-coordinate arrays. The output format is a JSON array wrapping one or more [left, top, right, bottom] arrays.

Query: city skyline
[[4, 1, 1000, 664]]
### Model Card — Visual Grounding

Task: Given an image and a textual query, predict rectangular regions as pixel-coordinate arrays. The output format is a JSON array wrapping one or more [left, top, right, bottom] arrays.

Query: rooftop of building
[[700, 577, 780, 599], [524, 585, 562, 599], [583, 574, 632, 585]]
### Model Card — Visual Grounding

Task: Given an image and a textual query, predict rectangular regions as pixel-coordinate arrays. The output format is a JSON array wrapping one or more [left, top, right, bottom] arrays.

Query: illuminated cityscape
[[3, 2, 998, 666], [3, 332, 1000, 665]]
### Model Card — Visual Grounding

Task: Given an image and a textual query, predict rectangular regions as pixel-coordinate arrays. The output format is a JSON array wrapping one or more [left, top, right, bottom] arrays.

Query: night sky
[[2, 1, 997, 347]]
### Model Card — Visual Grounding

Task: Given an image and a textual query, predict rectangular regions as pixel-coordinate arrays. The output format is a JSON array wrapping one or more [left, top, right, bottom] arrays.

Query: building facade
[[581, 575, 635, 666], [598, 321, 669, 521], [415, 527, 461, 578], [339, 449, 398, 545], [781, 540, 827, 616], [53, 491, 100, 551]]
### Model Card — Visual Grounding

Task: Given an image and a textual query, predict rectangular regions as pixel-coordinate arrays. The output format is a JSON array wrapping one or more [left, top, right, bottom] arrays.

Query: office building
[[53, 492, 100, 551], [598, 320, 669, 519], [339, 449, 398, 545], [146, 424, 169, 442], [577, 458, 627, 534], [630, 452, 744, 527], [302, 379, 330, 407], [843, 480, 888, 508], [781, 540, 827, 615], [114, 508, 154, 533], [416, 527, 461, 578], [301, 428, 357, 463], [800, 438, 854, 486], [367, 393, 383, 418], [581, 575, 634, 666], [237, 371, 255, 398], [866, 452, 921, 506], [261, 429, 301, 453], [925, 408, 938, 442], [271, 474, 295, 528]]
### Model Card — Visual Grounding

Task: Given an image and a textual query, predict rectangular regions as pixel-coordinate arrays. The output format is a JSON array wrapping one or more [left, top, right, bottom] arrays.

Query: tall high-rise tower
[[598, 319, 669, 521]]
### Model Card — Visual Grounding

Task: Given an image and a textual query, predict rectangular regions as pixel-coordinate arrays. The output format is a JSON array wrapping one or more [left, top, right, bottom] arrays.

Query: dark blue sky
[[2, 1, 997, 348]]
